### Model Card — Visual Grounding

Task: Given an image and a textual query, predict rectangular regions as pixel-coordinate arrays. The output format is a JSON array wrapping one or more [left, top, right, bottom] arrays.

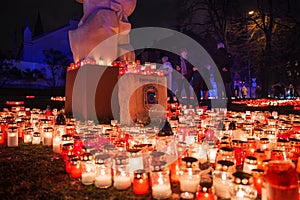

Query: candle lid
[[40, 119, 51, 124], [95, 154, 111, 164], [233, 171, 253, 185], [134, 169, 147, 178], [80, 153, 93, 161], [251, 168, 264, 175], [198, 181, 213, 193], [62, 134, 73, 141], [114, 155, 128, 165], [215, 160, 235, 172], [43, 127, 54, 132], [151, 161, 167, 172], [245, 156, 257, 165], [7, 127, 18, 132], [33, 132, 41, 137], [181, 157, 198, 168], [104, 144, 117, 151], [289, 137, 300, 145], [277, 138, 289, 143]]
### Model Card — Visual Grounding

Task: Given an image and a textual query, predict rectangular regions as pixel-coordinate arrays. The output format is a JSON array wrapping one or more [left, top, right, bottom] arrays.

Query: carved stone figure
[[69, 0, 137, 63]]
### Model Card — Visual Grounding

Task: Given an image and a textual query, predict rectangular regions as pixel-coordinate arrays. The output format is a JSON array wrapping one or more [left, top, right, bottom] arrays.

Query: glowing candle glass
[[151, 170, 172, 199], [7, 127, 18, 147], [94, 154, 112, 188], [133, 169, 149, 195], [80, 153, 95, 185]]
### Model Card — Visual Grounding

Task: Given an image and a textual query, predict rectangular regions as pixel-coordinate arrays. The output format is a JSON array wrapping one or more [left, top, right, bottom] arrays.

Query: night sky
[[0, 0, 178, 57]]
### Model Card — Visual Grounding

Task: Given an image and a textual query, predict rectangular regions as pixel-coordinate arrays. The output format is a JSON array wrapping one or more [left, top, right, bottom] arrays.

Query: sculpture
[[69, 0, 137, 64]]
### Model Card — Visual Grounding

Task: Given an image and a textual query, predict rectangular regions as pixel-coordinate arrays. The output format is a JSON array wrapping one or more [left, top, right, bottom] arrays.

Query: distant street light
[[246, 10, 254, 98]]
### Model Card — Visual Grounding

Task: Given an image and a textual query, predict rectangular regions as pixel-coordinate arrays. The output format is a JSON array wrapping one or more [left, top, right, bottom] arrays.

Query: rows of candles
[[67, 58, 165, 77], [1, 105, 300, 199]]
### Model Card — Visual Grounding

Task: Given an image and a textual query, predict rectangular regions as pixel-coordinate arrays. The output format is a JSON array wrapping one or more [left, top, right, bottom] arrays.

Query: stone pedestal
[[118, 74, 167, 125], [65, 64, 119, 123]]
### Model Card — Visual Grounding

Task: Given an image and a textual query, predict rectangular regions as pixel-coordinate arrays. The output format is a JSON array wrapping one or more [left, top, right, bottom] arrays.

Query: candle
[[32, 132, 41, 145], [24, 134, 32, 143], [180, 192, 194, 200], [0, 132, 4, 144], [152, 184, 172, 199], [113, 175, 131, 190], [70, 159, 81, 178], [196, 192, 215, 200], [7, 132, 18, 147], [95, 174, 112, 188], [52, 136, 61, 153], [251, 169, 264, 195], [81, 172, 95, 185], [43, 131, 53, 146], [133, 170, 149, 195], [179, 178, 200, 193]]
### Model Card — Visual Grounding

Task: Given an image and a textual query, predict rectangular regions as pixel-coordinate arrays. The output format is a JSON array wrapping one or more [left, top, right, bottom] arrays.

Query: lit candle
[[81, 172, 95, 185], [70, 158, 81, 178], [43, 131, 53, 146], [251, 169, 264, 195], [181, 192, 194, 200], [0, 132, 4, 144], [32, 132, 41, 145], [113, 175, 131, 190], [52, 136, 61, 153], [152, 184, 172, 199], [179, 169, 201, 193], [95, 174, 112, 188], [133, 169, 149, 195], [24, 134, 32, 143], [7, 128, 18, 147]]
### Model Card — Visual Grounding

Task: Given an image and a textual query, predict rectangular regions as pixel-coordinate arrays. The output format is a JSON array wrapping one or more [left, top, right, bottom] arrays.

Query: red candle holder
[[70, 158, 82, 178], [133, 169, 149, 195], [0, 132, 4, 144], [251, 169, 264, 195]]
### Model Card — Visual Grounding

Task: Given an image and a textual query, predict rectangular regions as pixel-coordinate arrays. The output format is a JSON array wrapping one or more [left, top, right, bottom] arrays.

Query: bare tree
[[43, 48, 70, 87]]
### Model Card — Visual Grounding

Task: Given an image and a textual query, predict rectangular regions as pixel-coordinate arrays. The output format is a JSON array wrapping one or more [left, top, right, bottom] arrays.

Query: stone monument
[[69, 0, 137, 63]]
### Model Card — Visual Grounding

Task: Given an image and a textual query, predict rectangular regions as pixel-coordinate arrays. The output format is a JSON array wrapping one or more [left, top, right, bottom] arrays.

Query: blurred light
[[248, 10, 254, 15]]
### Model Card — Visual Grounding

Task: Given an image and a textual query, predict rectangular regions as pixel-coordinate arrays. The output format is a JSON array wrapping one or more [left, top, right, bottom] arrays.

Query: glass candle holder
[[265, 160, 299, 200], [32, 132, 41, 145], [215, 147, 236, 167], [80, 153, 95, 185], [246, 138, 257, 156], [259, 138, 270, 151], [230, 171, 257, 200], [196, 182, 215, 200], [61, 143, 74, 161], [289, 137, 300, 161], [52, 135, 61, 153], [178, 168, 201, 193], [23, 132, 32, 144], [243, 156, 258, 174], [43, 127, 53, 146], [127, 149, 144, 176], [94, 154, 112, 188], [7, 127, 18, 147], [254, 149, 267, 169], [70, 158, 81, 178], [133, 169, 149, 195], [151, 170, 172, 199], [61, 134, 74, 145], [66, 155, 77, 174], [232, 140, 247, 167], [113, 155, 131, 190], [0, 132, 4, 144], [251, 169, 264, 195], [213, 160, 235, 199]]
